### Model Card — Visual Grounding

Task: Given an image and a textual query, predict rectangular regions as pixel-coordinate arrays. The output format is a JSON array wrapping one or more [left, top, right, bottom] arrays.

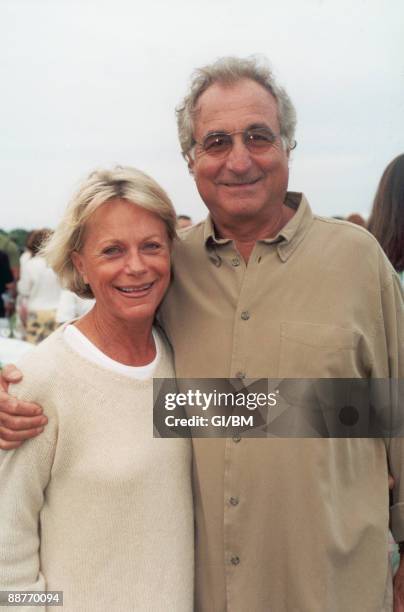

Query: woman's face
[[72, 198, 171, 326]]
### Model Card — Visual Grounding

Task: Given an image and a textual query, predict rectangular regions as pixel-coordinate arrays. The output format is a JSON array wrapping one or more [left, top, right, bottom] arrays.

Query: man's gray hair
[[176, 56, 297, 159]]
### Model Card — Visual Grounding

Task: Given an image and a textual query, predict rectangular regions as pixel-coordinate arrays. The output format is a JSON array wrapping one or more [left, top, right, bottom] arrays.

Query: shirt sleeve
[[0, 385, 57, 611]]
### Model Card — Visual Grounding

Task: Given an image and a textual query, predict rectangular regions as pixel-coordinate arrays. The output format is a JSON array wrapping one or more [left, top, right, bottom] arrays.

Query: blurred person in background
[[0, 251, 14, 318], [346, 212, 367, 227], [17, 229, 61, 344], [176, 214, 193, 229], [0, 233, 20, 280], [19, 230, 35, 275], [368, 154, 404, 285], [15, 230, 34, 332]]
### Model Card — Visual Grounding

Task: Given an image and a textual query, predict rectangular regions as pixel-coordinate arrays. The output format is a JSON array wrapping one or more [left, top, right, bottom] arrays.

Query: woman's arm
[[0, 381, 56, 608]]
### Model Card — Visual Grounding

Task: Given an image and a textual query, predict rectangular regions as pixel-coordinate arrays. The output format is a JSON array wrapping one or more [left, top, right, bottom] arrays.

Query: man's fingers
[[2, 364, 23, 383], [0, 412, 47, 431], [1, 364, 23, 389], [0, 439, 23, 450], [389, 474, 395, 490], [0, 391, 43, 417], [0, 426, 44, 443]]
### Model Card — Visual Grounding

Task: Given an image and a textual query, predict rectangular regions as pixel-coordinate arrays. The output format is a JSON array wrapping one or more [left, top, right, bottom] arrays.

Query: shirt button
[[235, 371, 246, 379], [230, 496, 239, 506], [232, 436, 241, 443], [231, 257, 240, 266], [241, 311, 250, 320], [231, 555, 240, 566], [257, 256, 262, 263]]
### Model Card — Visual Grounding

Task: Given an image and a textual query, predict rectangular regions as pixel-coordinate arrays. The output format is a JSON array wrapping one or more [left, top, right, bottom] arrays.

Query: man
[[1, 57, 403, 611]]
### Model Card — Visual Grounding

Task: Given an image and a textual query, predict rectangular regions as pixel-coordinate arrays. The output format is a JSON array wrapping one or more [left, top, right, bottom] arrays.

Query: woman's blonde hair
[[42, 166, 177, 298]]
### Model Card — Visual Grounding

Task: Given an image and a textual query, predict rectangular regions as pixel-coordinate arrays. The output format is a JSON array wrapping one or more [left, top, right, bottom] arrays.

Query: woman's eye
[[143, 242, 161, 251], [103, 246, 121, 256]]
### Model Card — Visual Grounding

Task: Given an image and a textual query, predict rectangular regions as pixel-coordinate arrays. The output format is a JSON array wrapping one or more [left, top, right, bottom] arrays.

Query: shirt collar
[[203, 216, 232, 246], [263, 192, 314, 262], [203, 192, 314, 262]]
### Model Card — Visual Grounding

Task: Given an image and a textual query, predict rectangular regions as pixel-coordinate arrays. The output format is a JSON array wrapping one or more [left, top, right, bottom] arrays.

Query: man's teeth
[[225, 179, 258, 186], [118, 284, 153, 293]]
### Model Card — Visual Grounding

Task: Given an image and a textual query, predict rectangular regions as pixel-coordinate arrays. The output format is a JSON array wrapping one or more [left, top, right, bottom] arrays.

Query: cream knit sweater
[[0, 329, 193, 611]]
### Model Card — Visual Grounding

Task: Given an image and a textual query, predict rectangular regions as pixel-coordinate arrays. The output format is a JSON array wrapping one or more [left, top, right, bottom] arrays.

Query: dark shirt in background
[[0, 250, 13, 317]]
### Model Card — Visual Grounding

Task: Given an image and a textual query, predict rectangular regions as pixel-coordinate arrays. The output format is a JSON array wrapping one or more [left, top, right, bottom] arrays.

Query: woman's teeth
[[118, 283, 153, 293]]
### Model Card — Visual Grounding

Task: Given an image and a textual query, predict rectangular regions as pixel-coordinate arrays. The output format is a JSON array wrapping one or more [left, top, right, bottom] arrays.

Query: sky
[[1, 0, 403, 230]]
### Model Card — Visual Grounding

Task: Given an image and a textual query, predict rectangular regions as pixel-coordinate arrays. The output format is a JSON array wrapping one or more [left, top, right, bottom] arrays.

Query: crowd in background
[[0, 228, 93, 344], [0, 152, 403, 346]]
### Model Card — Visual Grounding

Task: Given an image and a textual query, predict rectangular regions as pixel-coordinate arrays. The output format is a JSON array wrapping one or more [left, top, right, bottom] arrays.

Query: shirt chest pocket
[[278, 321, 361, 378]]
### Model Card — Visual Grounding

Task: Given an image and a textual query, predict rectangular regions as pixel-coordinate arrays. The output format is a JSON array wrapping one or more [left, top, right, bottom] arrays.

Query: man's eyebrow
[[248, 122, 275, 132], [202, 129, 228, 138], [202, 123, 275, 137]]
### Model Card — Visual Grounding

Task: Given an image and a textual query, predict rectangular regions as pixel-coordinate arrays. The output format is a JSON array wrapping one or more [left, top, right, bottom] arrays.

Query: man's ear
[[287, 139, 297, 160], [185, 154, 195, 177], [71, 251, 88, 284]]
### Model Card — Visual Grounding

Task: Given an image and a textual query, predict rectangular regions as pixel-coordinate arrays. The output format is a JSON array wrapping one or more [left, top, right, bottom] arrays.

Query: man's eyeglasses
[[192, 127, 283, 159]]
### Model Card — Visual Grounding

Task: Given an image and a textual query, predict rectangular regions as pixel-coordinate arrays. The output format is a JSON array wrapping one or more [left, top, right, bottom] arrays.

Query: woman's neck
[[74, 307, 156, 366]]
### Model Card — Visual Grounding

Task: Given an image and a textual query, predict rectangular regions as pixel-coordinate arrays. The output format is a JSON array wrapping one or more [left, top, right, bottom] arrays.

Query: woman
[[0, 167, 193, 611], [368, 153, 404, 285], [368, 155, 404, 575], [17, 228, 62, 343]]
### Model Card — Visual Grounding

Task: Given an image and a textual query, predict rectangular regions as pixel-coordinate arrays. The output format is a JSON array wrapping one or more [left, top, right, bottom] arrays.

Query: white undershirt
[[63, 324, 160, 379]]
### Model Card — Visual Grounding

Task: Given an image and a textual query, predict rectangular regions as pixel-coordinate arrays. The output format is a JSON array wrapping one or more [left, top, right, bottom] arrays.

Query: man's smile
[[218, 177, 262, 187]]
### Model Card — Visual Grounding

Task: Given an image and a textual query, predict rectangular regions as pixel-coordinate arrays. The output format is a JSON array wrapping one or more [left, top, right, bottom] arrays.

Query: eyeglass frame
[[186, 126, 297, 161]]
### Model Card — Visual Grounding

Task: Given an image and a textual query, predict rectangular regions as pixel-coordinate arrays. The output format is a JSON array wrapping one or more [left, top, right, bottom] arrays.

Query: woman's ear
[[71, 251, 88, 284]]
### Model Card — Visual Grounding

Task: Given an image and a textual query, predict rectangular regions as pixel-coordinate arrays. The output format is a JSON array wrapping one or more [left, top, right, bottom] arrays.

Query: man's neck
[[212, 203, 296, 262]]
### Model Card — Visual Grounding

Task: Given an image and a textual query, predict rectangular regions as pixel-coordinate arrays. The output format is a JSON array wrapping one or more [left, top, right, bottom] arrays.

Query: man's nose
[[224, 136, 253, 174], [125, 250, 147, 275]]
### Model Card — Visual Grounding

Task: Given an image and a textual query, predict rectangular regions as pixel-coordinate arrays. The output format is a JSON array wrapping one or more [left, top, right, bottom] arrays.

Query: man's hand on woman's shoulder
[[0, 364, 47, 450]]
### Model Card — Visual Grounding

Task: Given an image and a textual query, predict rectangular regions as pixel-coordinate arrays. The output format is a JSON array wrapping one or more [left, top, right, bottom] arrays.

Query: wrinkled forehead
[[79, 198, 170, 248], [193, 79, 280, 138]]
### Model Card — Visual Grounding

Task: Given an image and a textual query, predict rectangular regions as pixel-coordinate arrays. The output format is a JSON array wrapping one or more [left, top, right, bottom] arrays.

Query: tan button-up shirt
[[160, 193, 404, 612]]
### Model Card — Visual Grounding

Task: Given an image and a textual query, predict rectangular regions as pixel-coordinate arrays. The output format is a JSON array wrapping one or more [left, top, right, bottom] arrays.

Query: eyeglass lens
[[201, 127, 276, 157]]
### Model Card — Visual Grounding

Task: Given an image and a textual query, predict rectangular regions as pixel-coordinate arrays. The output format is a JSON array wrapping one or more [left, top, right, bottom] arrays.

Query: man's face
[[189, 79, 289, 226]]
